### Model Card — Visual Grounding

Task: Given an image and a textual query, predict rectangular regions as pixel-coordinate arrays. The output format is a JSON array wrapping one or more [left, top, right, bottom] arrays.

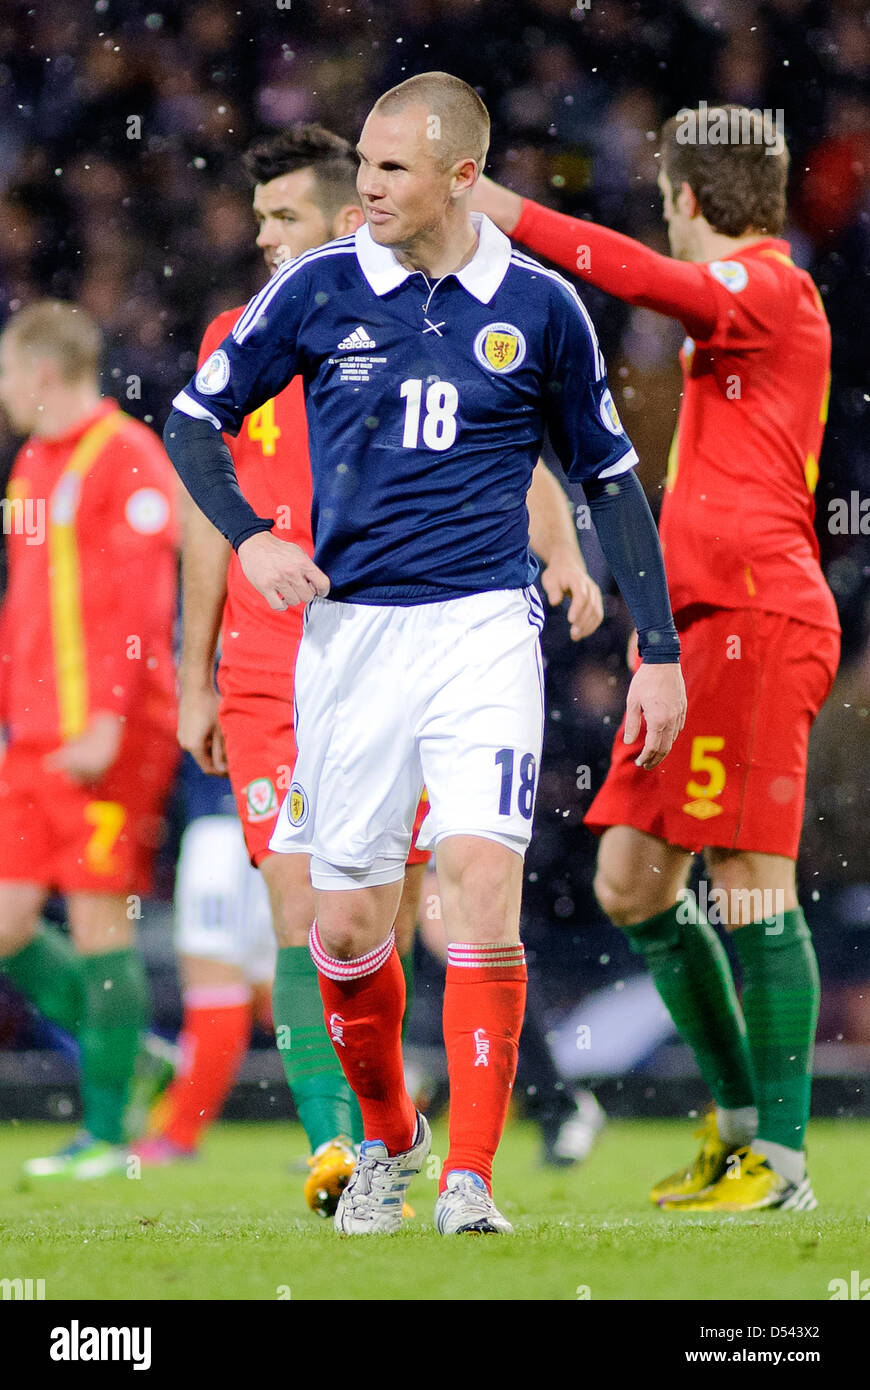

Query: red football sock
[[441, 941, 527, 1193], [310, 924, 417, 1155], [162, 986, 253, 1151]]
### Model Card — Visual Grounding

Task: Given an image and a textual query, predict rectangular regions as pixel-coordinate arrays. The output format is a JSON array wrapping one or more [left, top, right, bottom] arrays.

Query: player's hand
[[623, 661, 687, 770], [237, 532, 330, 611], [469, 174, 523, 235], [44, 712, 123, 783], [178, 681, 228, 775], [540, 549, 604, 641]]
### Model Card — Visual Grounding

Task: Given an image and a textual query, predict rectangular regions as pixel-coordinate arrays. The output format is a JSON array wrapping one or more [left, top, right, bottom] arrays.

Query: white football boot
[[334, 1113, 431, 1234], [434, 1170, 514, 1234], [546, 1090, 607, 1166]]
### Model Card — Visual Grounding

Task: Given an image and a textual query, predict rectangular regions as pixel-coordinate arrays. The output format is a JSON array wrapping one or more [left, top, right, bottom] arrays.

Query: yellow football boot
[[657, 1146, 817, 1212], [304, 1137, 357, 1217], [650, 1110, 735, 1205], [304, 1136, 417, 1219]]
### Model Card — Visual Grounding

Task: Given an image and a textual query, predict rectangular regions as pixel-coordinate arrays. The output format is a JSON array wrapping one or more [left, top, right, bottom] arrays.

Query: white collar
[[354, 212, 512, 304]]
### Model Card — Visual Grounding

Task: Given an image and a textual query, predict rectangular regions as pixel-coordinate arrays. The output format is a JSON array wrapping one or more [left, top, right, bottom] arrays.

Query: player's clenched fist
[[237, 532, 330, 610], [623, 661, 687, 770]]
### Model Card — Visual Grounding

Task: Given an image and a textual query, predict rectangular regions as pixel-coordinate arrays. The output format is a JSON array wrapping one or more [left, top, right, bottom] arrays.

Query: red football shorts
[[217, 663, 298, 867], [217, 662, 432, 868], [0, 732, 179, 895], [586, 607, 840, 858]]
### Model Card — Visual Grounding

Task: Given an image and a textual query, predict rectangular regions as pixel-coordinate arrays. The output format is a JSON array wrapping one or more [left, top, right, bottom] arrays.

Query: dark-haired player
[[164, 73, 684, 1235], [475, 105, 840, 1212], [140, 127, 369, 1213], [147, 123, 607, 1213]]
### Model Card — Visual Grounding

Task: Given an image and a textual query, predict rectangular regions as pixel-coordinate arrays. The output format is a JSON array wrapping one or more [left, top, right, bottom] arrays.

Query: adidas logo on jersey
[[337, 326, 376, 350]]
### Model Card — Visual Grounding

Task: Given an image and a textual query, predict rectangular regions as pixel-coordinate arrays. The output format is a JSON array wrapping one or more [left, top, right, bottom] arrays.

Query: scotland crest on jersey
[[474, 322, 527, 374]]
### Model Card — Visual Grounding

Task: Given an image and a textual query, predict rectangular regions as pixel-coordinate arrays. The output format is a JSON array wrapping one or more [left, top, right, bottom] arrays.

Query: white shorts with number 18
[[268, 587, 546, 890]]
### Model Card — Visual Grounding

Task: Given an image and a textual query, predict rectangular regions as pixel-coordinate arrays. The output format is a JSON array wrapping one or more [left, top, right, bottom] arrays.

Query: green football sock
[[731, 908, 820, 1151], [79, 949, 149, 1145], [0, 922, 85, 1035], [625, 899, 756, 1110], [273, 946, 363, 1150], [400, 947, 415, 1042]]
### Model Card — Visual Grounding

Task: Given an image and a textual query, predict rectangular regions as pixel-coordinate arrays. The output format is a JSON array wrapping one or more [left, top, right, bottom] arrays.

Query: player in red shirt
[[474, 105, 840, 1211], [0, 300, 179, 1178], [144, 126, 603, 1214]]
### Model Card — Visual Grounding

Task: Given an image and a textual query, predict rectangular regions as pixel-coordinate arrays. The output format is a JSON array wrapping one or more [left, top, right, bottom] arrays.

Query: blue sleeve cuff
[[583, 470, 680, 663]]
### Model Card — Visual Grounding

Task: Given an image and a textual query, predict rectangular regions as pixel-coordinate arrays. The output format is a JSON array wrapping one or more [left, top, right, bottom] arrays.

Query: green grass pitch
[[1, 1118, 867, 1301]]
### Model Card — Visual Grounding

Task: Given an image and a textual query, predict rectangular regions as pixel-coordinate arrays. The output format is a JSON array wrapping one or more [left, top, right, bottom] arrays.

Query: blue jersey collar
[[354, 212, 511, 304]]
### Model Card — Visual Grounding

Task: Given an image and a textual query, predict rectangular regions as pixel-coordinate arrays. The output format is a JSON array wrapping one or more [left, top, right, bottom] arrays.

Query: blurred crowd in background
[[0, 0, 868, 1060]]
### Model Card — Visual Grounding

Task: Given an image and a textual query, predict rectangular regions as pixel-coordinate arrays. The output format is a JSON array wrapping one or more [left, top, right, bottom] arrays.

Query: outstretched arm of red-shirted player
[[472, 176, 718, 340]]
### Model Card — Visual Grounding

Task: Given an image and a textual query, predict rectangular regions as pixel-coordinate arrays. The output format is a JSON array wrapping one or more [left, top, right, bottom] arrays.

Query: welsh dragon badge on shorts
[[245, 777, 277, 822]]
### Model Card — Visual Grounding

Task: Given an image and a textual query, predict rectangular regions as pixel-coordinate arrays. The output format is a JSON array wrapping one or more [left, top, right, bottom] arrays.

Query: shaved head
[[373, 71, 490, 173]]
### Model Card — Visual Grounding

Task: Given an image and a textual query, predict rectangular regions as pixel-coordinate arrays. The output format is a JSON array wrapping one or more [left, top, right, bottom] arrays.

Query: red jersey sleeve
[[689, 255, 786, 353], [513, 197, 718, 340], [75, 424, 178, 723]]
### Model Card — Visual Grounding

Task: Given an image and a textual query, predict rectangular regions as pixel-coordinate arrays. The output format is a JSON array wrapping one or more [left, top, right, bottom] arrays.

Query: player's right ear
[[449, 157, 480, 202], [679, 181, 701, 220], [333, 203, 366, 238]]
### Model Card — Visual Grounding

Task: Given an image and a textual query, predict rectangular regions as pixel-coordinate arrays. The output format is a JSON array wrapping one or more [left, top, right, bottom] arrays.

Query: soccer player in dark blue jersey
[[165, 71, 686, 1236]]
